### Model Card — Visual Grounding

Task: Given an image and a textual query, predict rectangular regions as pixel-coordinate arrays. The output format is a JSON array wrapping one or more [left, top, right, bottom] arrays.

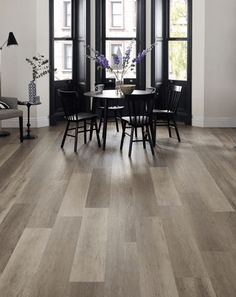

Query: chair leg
[[84, 120, 87, 144], [94, 119, 101, 148], [152, 120, 157, 147], [98, 110, 103, 133], [146, 125, 155, 156], [149, 120, 154, 145], [167, 119, 172, 138], [74, 122, 79, 153], [141, 126, 146, 149], [61, 121, 70, 148], [128, 127, 134, 157], [119, 109, 123, 119], [173, 119, 181, 142], [19, 116, 23, 143], [89, 120, 93, 141], [120, 121, 126, 151], [114, 110, 119, 132]]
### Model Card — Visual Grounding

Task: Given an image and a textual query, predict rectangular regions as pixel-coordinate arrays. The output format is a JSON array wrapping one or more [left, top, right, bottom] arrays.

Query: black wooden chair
[[58, 90, 101, 152], [120, 90, 156, 157], [152, 85, 182, 145], [97, 80, 124, 132]]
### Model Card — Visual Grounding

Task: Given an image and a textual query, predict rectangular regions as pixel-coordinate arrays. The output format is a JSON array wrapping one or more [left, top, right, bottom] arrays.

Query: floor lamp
[[0, 32, 18, 137]]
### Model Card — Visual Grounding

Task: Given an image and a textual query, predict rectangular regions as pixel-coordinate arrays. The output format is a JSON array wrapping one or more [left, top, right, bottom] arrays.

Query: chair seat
[[121, 116, 150, 126], [67, 112, 98, 121], [153, 109, 174, 114], [0, 109, 23, 120], [98, 105, 124, 111]]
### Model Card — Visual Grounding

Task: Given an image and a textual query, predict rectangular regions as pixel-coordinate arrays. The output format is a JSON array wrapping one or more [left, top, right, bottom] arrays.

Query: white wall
[[204, 0, 236, 127], [192, 0, 236, 127], [0, 0, 49, 128]]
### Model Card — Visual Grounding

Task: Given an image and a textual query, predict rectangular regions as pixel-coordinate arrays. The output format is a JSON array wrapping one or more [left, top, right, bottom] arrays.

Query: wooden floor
[[0, 123, 236, 297]]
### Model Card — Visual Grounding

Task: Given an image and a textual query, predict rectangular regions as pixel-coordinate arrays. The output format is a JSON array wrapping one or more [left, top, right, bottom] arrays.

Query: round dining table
[[84, 89, 155, 150]]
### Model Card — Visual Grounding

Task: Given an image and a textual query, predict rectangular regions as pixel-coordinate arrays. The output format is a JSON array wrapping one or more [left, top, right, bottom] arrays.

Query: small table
[[18, 101, 41, 139], [84, 89, 154, 150]]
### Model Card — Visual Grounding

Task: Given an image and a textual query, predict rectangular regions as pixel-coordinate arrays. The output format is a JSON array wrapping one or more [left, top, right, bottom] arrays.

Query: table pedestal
[[23, 102, 37, 139], [18, 101, 41, 140]]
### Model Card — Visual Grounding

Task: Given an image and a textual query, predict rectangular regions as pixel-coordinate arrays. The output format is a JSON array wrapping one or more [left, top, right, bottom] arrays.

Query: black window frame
[[49, 0, 91, 125], [165, 0, 192, 125], [166, 0, 190, 82], [151, 0, 192, 124], [53, 0, 74, 82], [96, 0, 146, 89]]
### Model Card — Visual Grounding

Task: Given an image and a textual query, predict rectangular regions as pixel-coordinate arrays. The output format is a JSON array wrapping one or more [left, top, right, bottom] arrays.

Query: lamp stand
[[0, 47, 11, 137]]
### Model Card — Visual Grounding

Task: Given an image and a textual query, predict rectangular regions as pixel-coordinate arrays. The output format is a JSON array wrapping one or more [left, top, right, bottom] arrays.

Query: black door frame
[[49, 0, 91, 125], [151, 0, 192, 124], [95, 0, 146, 89]]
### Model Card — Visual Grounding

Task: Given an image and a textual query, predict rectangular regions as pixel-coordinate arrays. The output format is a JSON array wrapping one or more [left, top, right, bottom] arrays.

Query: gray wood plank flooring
[[0, 124, 236, 297]]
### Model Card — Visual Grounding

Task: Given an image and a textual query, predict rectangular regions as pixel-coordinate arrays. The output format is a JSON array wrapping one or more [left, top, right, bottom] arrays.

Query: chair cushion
[[0, 109, 23, 120], [0, 101, 10, 109]]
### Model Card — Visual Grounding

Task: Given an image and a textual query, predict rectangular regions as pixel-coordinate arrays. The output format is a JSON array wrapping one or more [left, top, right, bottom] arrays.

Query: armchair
[[0, 97, 23, 142]]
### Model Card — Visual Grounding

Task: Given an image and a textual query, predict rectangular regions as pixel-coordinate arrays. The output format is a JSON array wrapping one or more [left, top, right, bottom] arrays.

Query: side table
[[18, 101, 41, 139]]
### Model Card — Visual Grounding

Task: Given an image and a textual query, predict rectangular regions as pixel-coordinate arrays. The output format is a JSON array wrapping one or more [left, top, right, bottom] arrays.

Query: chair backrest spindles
[[167, 85, 182, 113], [126, 91, 156, 126], [58, 90, 80, 120]]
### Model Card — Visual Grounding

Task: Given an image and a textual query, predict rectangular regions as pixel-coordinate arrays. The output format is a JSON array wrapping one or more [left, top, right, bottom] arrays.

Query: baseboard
[[1, 116, 49, 128], [204, 117, 236, 128], [192, 116, 236, 128], [192, 116, 204, 127]]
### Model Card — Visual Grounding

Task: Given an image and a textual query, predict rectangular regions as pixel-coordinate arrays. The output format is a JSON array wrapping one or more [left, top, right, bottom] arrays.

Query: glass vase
[[115, 74, 124, 95]]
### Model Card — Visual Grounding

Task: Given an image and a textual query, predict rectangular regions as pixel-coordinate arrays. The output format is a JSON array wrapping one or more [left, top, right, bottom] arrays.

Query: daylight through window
[[105, 0, 137, 79]]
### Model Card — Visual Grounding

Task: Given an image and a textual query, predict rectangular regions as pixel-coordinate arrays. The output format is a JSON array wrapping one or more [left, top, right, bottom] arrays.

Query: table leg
[[26, 104, 31, 137], [91, 97, 96, 113], [102, 99, 108, 150], [23, 103, 36, 140]]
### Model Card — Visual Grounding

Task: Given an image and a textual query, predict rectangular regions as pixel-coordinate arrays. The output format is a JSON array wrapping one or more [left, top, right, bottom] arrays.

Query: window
[[168, 0, 188, 81], [111, 2, 123, 27], [105, 0, 137, 79], [111, 44, 122, 68], [53, 0, 73, 80], [64, 1, 71, 27], [54, 0, 71, 37], [64, 44, 72, 70]]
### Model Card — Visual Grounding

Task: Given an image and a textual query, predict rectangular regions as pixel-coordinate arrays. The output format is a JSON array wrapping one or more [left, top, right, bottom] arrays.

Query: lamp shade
[[7, 32, 18, 47]]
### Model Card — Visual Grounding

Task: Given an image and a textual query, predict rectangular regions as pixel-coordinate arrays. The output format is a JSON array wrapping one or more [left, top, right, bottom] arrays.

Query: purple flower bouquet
[[85, 40, 156, 92]]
